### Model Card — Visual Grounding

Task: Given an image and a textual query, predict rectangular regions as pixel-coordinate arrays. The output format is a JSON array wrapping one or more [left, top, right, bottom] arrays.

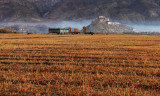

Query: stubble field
[[0, 34, 159, 95]]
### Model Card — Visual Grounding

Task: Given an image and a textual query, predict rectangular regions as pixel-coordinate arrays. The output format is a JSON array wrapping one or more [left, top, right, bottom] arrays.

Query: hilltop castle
[[98, 16, 120, 25], [87, 16, 134, 34]]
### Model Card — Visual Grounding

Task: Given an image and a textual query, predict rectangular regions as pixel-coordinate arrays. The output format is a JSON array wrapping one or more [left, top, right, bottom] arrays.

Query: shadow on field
[[136, 84, 160, 90]]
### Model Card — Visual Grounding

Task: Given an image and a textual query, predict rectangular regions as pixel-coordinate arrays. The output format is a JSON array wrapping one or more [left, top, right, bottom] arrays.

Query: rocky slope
[[0, 0, 61, 22], [47, 0, 160, 22], [1, 0, 160, 22], [0, 0, 41, 22], [87, 16, 134, 34]]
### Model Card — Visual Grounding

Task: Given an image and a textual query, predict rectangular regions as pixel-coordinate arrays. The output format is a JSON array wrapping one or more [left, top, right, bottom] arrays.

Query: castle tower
[[98, 16, 109, 22]]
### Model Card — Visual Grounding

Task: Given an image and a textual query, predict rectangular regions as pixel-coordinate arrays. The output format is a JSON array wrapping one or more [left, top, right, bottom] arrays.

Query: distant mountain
[[46, 0, 160, 22], [0, 0, 61, 22], [26, 0, 61, 16], [0, 0, 41, 22], [1, 0, 160, 23]]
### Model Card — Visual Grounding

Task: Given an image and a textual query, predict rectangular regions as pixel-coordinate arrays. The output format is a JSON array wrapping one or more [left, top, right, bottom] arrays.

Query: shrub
[[0, 29, 17, 33]]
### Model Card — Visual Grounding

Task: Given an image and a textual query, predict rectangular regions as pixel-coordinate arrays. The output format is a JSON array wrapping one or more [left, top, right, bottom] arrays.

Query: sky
[[129, 24, 160, 32]]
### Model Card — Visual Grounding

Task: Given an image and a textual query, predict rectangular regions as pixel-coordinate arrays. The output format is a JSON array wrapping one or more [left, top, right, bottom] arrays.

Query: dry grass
[[0, 34, 159, 95]]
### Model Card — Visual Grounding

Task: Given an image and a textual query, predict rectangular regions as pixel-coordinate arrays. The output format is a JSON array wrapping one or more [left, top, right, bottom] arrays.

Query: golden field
[[0, 34, 159, 95]]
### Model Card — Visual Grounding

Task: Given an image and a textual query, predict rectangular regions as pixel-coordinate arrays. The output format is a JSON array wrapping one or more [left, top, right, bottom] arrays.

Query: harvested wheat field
[[0, 33, 159, 95]]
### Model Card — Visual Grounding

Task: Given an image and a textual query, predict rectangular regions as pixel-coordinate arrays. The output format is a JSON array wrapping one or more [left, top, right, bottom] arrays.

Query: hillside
[[87, 16, 134, 34], [1, 0, 160, 22], [0, 0, 41, 22]]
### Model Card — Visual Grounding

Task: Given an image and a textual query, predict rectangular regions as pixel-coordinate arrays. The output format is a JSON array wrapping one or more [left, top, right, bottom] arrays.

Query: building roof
[[49, 28, 69, 30]]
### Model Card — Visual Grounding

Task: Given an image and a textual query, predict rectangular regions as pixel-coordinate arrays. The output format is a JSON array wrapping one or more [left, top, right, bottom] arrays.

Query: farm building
[[49, 27, 96, 35], [49, 28, 70, 34]]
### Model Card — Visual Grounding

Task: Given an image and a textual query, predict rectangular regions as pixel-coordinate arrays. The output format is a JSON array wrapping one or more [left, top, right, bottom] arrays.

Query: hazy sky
[[50, 20, 92, 30], [1, 20, 160, 33], [129, 24, 160, 32]]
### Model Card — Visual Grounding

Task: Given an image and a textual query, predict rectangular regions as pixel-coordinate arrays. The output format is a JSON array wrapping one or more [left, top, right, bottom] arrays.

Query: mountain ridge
[[1, 0, 160, 23]]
